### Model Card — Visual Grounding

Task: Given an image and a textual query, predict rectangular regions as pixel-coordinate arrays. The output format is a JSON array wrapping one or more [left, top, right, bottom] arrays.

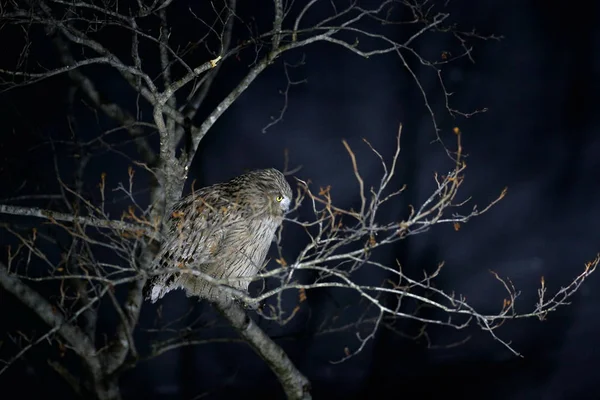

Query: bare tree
[[0, 1, 596, 399]]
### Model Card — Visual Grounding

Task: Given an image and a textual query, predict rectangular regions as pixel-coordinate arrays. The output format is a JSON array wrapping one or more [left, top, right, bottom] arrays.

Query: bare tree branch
[[0, 204, 156, 236], [212, 296, 311, 400], [0, 262, 100, 375]]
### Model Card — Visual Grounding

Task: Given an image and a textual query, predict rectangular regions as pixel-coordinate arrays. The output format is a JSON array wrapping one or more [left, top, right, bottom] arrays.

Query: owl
[[146, 168, 292, 304]]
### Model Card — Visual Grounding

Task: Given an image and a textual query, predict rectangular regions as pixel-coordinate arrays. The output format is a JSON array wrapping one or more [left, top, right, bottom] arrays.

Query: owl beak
[[281, 197, 291, 213]]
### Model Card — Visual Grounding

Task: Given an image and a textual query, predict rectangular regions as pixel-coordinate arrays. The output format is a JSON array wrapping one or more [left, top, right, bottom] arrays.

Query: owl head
[[258, 168, 292, 217], [238, 168, 292, 218]]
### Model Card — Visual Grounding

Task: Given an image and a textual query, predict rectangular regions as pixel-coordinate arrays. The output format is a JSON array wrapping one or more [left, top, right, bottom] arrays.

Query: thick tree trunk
[[93, 378, 122, 400]]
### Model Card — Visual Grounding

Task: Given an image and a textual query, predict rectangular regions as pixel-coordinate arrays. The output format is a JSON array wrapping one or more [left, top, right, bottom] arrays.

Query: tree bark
[[212, 298, 312, 400], [92, 377, 122, 400]]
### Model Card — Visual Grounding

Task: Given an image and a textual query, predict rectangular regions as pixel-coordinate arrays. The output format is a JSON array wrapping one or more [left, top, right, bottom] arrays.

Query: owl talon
[[233, 297, 260, 310]]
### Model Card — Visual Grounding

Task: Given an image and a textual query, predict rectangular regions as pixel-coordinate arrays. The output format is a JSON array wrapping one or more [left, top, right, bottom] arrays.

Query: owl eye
[[275, 195, 284, 202]]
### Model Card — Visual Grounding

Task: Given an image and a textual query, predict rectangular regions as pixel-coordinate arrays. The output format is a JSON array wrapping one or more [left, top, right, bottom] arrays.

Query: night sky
[[1, 1, 599, 399]]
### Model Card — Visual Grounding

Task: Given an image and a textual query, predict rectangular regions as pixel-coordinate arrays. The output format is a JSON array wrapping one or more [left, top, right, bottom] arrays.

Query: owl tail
[[144, 273, 179, 303]]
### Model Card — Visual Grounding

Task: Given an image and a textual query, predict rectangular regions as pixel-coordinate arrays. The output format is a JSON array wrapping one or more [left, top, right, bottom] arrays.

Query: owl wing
[[146, 185, 243, 302]]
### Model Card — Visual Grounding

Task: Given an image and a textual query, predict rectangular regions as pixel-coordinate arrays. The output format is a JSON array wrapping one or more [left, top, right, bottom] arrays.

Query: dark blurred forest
[[0, 1, 599, 399]]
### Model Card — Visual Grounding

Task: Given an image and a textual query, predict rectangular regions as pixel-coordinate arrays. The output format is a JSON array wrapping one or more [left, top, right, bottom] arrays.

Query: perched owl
[[146, 168, 292, 304]]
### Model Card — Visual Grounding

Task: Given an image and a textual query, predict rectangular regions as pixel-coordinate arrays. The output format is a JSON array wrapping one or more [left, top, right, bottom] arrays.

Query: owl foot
[[234, 297, 262, 311]]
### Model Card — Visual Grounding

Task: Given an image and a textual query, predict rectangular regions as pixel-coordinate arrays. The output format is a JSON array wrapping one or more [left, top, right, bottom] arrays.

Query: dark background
[[1, 1, 599, 399]]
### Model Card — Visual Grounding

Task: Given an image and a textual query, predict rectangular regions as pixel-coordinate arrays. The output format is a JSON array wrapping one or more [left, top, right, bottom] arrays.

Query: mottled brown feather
[[146, 168, 292, 303]]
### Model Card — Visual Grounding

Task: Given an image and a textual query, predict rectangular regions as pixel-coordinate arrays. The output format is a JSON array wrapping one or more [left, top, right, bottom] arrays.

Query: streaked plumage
[[146, 168, 292, 304]]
